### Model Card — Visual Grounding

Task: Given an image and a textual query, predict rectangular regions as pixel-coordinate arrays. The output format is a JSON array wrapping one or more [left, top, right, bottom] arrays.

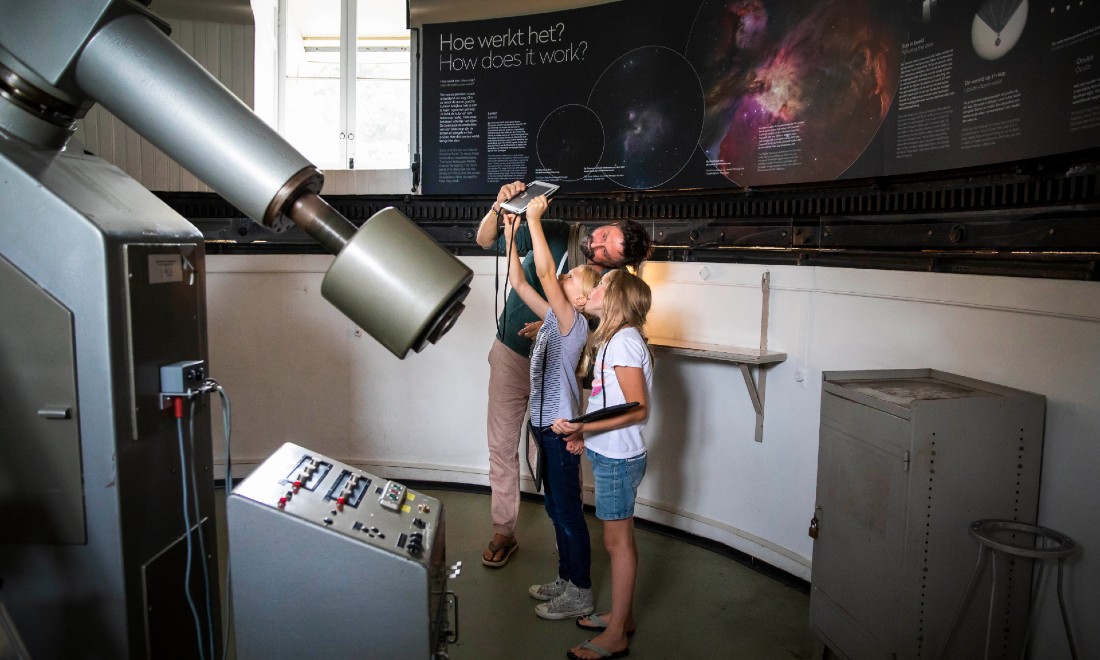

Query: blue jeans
[[536, 425, 591, 589], [587, 449, 647, 521]]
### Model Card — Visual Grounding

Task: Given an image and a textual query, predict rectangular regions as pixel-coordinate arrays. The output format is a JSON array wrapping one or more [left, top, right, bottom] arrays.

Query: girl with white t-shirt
[[551, 269, 653, 660], [500, 197, 602, 621]]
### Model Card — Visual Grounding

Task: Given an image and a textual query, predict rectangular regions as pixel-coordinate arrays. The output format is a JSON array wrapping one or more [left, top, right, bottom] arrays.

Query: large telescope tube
[[72, 12, 470, 357]]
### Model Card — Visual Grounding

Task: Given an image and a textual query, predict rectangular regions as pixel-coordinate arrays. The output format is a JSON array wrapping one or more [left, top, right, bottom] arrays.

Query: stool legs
[[940, 545, 1075, 660], [984, 550, 1001, 659], [940, 544, 988, 659], [1020, 552, 1078, 660], [1055, 559, 1078, 660], [1019, 558, 1045, 659], [951, 520, 1078, 660]]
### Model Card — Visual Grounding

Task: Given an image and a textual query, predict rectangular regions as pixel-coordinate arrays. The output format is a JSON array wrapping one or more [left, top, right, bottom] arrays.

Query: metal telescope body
[[0, 0, 471, 656]]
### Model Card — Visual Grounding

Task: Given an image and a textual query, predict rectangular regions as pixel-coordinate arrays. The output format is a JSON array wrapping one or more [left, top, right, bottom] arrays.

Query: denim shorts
[[587, 449, 647, 521]]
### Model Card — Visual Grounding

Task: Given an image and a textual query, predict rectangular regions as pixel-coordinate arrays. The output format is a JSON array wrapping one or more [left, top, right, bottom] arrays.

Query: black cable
[[501, 213, 540, 490], [209, 381, 234, 660], [494, 207, 502, 341], [496, 211, 520, 345]]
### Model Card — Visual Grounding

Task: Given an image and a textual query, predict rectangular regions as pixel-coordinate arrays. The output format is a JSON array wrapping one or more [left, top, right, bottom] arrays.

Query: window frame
[[274, 0, 414, 172]]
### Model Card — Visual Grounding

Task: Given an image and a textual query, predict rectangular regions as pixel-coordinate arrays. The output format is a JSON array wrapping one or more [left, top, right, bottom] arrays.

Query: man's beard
[[580, 232, 616, 268], [579, 233, 595, 262]]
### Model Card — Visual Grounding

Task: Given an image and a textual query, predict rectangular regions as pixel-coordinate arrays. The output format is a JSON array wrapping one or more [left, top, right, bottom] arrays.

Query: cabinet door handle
[[903, 450, 911, 472], [37, 407, 71, 419]]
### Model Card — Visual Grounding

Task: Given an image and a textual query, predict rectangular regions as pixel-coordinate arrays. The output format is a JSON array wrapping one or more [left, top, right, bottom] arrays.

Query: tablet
[[500, 181, 560, 215], [570, 401, 639, 424]]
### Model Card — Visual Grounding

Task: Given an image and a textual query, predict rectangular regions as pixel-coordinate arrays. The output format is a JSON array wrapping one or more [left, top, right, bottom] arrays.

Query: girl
[[551, 269, 653, 660], [500, 196, 602, 620]]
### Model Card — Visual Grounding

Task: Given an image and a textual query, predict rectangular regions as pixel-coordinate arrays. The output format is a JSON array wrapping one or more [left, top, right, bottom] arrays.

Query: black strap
[[495, 210, 515, 343], [523, 421, 544, 492], [538, 323, 549, 426], [598, 327, 628, 411]]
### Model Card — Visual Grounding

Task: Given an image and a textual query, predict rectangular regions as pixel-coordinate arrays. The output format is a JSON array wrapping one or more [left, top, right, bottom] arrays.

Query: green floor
[[217, 485, 814, 659]]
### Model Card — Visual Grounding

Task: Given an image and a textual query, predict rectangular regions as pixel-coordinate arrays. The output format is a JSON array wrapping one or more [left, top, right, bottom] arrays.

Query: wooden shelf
[[648, 338, 787, 365], [649, 336, 786, 442]]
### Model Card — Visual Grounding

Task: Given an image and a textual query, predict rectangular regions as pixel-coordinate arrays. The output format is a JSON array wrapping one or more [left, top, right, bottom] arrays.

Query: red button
[[278, 497, 287, 508]]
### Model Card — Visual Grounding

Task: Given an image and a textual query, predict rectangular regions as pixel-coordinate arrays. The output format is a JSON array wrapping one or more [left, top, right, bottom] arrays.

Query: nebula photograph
[[586, 45, 705, 190], [687, 0, 904, 186]]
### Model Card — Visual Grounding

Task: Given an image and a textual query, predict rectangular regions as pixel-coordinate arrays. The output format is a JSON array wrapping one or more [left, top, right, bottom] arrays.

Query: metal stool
[[940, 519, 1077, 660]]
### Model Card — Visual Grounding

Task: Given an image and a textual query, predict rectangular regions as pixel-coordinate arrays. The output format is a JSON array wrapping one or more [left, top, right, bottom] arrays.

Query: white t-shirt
[[583, 327, 653, 459]]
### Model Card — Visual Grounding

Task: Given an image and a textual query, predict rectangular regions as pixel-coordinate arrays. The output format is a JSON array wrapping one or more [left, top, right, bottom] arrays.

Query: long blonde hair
[[578, 269, 652, 377]]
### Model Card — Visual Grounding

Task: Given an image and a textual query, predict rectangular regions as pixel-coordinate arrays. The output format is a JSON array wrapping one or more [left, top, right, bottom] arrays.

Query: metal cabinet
[[810, 369, 1045, 660]]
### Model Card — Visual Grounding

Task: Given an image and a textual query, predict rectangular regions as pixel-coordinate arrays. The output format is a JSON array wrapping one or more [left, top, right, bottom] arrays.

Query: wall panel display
[[422, 0, 1100, 194]]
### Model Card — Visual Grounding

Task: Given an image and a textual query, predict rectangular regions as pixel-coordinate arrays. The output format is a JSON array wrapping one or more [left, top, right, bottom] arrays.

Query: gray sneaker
[[528, 577, 568, 601], [535, 581, 594, 620]]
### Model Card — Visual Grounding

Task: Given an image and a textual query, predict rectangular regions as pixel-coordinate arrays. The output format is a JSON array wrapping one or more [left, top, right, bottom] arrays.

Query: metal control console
[[228, 442, 453, 658]]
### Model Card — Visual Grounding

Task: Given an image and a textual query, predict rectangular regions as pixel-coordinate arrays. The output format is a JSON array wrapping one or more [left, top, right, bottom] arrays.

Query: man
[[477, 181, 653, 567]]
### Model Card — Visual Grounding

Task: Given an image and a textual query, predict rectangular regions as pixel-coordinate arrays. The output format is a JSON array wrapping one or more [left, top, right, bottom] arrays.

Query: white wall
[[206, 254, 1100, 658]]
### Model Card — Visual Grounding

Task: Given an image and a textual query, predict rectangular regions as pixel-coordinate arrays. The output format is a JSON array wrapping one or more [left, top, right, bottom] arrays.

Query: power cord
[[169, 378, 235, 660], [173, 397, 207, 660], [188, 398, 215, 660], [205, 380, 235, 660]]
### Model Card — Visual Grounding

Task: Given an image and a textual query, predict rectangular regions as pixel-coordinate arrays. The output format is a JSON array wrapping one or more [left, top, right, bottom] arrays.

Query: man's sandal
[[481, 538, 518, 567]]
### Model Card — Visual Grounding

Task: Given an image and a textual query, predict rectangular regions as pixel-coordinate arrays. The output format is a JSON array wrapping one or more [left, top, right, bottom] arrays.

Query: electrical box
[[159, 360, 206, 395], [810, 369, 1045, 660]]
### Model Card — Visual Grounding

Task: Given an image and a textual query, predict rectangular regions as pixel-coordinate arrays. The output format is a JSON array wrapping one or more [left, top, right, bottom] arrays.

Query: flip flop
[[480, 538, 518, 567], [566, 640, 630, 659], [575, 613, 635, 636]]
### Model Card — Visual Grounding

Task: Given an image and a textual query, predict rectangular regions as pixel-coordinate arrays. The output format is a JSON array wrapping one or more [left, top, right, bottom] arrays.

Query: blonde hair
[[578, 269, 652, 377], [572, 265, 601, 305]]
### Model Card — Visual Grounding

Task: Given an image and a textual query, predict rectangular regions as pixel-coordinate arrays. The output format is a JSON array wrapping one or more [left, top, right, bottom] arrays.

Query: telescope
[[0, 0, 470, 656]]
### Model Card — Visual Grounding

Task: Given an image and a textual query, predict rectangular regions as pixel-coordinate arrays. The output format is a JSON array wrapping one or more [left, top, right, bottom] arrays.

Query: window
[[277, 0, 411, 170]]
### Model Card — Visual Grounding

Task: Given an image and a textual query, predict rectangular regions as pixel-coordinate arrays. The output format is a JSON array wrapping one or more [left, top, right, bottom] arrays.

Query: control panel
[[228, 442, 452, 659], [230, 443, 441, 563]]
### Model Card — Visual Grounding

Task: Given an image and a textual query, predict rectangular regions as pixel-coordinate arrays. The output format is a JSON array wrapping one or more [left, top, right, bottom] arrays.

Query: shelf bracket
[[753, 271, 771, 442]]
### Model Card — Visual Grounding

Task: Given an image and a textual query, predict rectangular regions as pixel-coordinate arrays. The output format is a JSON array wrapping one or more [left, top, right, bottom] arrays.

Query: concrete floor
[[217, 484, 815, 659]]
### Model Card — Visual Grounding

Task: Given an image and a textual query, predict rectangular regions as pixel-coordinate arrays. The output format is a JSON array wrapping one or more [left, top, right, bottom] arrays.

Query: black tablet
[[500, 180, 559, 215], [570, 401, 639, 424]]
